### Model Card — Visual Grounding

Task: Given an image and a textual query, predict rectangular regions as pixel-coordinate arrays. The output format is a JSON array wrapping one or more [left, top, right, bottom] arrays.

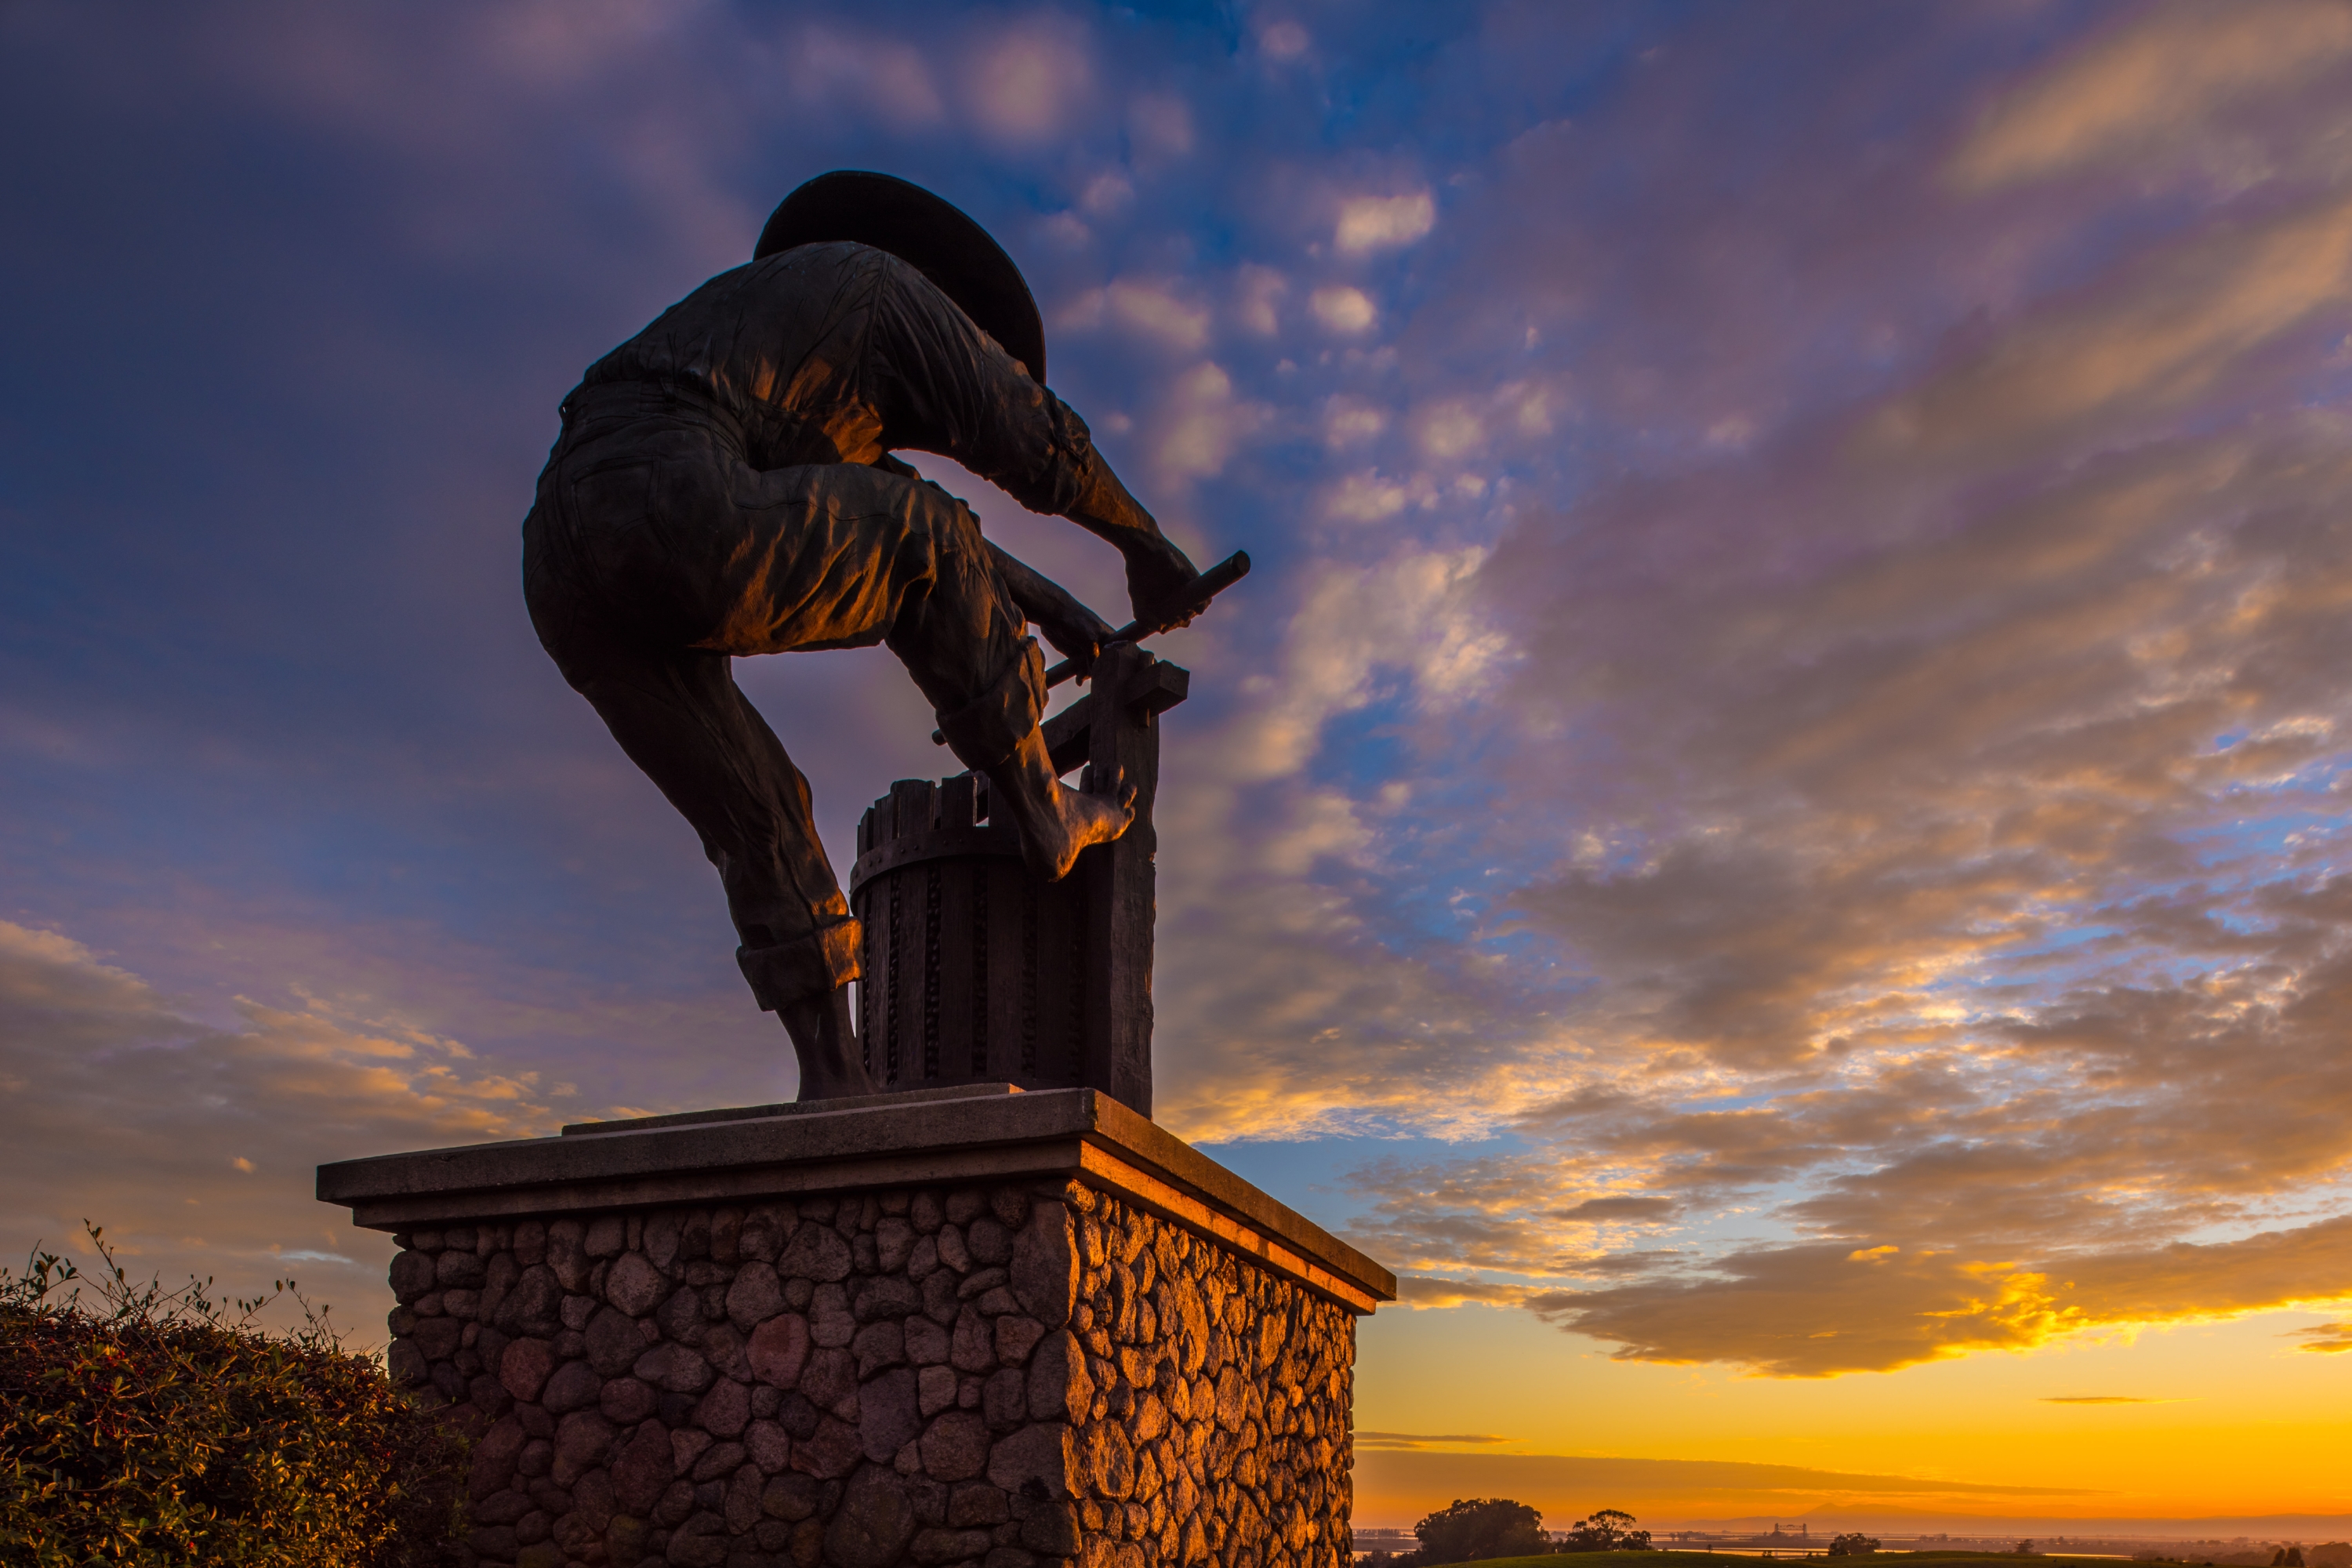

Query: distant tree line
[[1359, 1501, 1656, 1566]]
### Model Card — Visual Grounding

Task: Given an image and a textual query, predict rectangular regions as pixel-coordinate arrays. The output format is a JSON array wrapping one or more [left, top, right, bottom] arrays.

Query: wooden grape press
[[845, 552, 1247, 1119]]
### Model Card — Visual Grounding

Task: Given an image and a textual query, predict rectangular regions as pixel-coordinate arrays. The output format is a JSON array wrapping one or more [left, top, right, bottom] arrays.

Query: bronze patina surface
[[522, 175, 1200, 1098]]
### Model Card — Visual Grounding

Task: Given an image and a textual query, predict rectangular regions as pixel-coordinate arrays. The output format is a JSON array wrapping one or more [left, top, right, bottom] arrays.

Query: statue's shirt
[[568, 240, 1094, 517]]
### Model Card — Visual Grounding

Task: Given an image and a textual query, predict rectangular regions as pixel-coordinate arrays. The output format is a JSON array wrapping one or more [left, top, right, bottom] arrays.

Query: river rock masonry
[[324, 1085, 1394, 1568]]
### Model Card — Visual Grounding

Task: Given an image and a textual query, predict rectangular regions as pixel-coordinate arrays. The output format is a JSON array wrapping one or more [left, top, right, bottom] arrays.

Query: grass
[[1409, 1555, 2169, 1568]]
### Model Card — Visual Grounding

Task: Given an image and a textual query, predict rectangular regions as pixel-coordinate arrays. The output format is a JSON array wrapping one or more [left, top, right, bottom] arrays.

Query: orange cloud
[[0, 920, 572, 1337], [1947, 0, 2352, 192], [2285, 1320, 2352, 1352], [1356, 1431, 1513, 1451], [1525, 1218, 2352, 1377]]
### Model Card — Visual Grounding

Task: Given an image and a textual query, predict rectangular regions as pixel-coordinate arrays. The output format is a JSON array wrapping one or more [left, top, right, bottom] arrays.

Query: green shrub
[[0, 1226, 466, 1566]]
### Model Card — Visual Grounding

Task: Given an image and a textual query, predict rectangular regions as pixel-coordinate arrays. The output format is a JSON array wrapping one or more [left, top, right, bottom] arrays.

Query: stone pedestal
[[318, 1086, 1395, 1568]]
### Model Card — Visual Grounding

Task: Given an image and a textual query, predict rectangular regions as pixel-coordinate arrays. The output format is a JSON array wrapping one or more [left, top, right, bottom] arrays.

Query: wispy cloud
[[1356, 1431, 1515, 1451], [0, 920, 570, 1330], [2285, 1320, 2352, 1352]]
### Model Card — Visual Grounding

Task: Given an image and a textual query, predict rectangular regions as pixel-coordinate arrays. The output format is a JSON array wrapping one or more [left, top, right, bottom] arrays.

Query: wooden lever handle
[[1040, 549, 1252, 691]]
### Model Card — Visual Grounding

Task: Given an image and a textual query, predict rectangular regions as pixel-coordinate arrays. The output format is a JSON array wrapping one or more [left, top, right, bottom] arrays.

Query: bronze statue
[[522, 172, 1200, 1100]]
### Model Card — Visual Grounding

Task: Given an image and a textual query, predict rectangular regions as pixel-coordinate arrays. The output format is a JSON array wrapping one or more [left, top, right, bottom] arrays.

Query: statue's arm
[[1059, 454, 1202, 624], [986, 540, 1116, 680], [861, 253, 1203, 621]]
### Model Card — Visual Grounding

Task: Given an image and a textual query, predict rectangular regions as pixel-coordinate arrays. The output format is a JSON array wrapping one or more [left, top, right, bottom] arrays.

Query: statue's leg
[[877, 490, 1136, 880], [557, 449, 1127, 1098], [526, 428, 883, 1098], [691, 458, 1132, 881], [558, 644, 875, 1100]]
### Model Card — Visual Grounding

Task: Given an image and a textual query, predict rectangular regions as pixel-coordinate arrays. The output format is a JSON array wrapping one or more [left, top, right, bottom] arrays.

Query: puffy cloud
[[1234, 264, 1286, 336], [1079, 171, 1133, 216], [1149, 548, 1525, 1142], [1412, 400, 1485, 460], [1152, 361, 1269, 482], [966, 24, 1093, 143], [1336, 191, 1435, 254], [1256, 19, 1311, 63], [1108, 279, 1210, 351], [1310, 285, 1377, 333], [1218, 548, 1508, 786], [1061, 278, 1212, 352], [1321, 397, 1385, 448], [1320, 470, 1414, 523]]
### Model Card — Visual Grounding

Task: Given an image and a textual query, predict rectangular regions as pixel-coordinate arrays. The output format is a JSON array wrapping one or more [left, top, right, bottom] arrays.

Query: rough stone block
[[780, 1223, 852, 1283], [696, 1375, 751, 1439], [749, 1313, 811, 1387], [601, 1374, 658, 1425], [859, 1367, 922, 1462], [919, 1410, 989, 1483], [917, 1363, 958, 1417], [746, 1417, 793, 1474], [636, 1341, 715, 1393], [543, 1357, 602, 1414], [604, 1250, 666, 1316], [499, 1337, 556, 1403], [827, 1465, 918, 1568], [728, 1261, 787, 1327]]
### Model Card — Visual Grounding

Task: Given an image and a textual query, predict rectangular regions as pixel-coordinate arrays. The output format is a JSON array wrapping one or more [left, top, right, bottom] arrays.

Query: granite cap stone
[[318, 1084, 1394, 1312]]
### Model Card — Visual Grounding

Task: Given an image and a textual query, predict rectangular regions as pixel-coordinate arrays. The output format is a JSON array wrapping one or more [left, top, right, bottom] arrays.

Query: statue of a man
[[522, 172, 1198, 1099]]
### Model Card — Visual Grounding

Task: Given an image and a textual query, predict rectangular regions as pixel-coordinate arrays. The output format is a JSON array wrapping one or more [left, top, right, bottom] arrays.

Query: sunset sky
[[8, 0, 2352, 1534]]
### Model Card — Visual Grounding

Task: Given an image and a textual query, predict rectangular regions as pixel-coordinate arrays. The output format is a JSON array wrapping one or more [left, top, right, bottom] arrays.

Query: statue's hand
[[1033, 590, 1117, 682], [1123, 536, 1202, 627]]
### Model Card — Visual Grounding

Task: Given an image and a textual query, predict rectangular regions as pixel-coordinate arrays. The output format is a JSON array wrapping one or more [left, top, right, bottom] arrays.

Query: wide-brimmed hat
[[755, 170, 1047, 384]]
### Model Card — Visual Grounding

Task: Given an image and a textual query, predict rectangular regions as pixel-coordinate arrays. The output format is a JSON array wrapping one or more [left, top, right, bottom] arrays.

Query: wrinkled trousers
[[522, 394, 1040, 1010]]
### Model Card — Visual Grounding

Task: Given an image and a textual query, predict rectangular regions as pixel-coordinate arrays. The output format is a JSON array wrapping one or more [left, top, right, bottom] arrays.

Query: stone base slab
[[317, 1086, 1394, 1568]]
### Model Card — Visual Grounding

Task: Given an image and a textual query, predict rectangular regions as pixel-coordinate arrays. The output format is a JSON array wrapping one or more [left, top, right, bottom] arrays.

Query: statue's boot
[[737, 940, 877, 1101], [778, 982, 876, 1100]]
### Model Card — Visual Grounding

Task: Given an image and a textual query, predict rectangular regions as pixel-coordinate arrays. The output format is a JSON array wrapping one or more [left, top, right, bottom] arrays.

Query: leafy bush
[[1831, 1534, 1883, 1556], [1415, 1497, 1552, 1562], [0, 1227, 466, 1566]]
